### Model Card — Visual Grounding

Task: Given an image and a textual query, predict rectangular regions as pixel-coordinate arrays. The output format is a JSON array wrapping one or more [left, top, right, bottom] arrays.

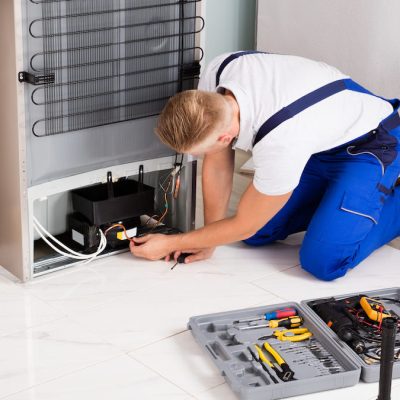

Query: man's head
[[155, 90, 239, 155]]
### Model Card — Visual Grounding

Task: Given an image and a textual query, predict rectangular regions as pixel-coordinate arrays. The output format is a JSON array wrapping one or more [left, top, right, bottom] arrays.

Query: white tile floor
[[2, 157, 400, 400], [1, 239, 400, 400]]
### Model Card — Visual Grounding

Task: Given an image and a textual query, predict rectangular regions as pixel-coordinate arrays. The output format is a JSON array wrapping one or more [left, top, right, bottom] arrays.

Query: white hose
[[34, 216, 95, 257], [33, 216, 107, 263]]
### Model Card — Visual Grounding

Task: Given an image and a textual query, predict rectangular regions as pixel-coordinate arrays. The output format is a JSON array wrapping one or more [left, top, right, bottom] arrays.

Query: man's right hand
[[166, 248, 216, 264]]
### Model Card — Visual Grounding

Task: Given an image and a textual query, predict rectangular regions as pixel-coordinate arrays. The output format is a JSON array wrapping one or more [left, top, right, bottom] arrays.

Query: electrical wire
[[153, 175, 172, 228], [104, 223, 135, 242], [146, 160, 182, 232], [377, 298, 400, 305], [33, 216, 107, 264], [102, 169, 175, 237]]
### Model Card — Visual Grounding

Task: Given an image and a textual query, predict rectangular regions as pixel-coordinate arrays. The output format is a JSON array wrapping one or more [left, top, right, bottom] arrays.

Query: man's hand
[[130, 234, 216, 265], [130, 234, 175, 261], [130, 185, 291, 263], [166, 248, 216, 264]]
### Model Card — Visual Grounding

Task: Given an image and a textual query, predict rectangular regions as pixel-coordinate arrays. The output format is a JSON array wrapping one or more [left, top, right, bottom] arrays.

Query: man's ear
[[217, 133, 233, 145]]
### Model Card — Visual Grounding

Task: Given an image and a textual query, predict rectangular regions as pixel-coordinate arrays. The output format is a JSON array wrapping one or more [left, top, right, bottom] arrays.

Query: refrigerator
[[0, 0, 204, 280]]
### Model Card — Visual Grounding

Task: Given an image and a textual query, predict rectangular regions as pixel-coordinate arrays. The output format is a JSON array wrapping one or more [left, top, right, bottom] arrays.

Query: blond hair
[[155, 90, 230, 152]]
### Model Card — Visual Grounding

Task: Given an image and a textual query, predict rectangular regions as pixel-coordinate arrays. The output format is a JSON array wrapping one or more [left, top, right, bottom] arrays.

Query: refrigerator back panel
[[23, 0, 203, 185]]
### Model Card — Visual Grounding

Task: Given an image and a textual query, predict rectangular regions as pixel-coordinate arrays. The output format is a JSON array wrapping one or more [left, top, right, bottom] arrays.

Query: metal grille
[[26, 0, 204, 137]]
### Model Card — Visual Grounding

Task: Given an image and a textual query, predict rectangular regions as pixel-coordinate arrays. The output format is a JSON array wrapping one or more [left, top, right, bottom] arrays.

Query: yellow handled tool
[[360, 297, 391, 322], [255, 344, 275, 368], [259, 327, 313, 342], [269, 316, 303, 329], [252, 345, 279, 384], [263, 342, 286, 365], [257, 342, 296, 382], [238, 316, 304, 331]]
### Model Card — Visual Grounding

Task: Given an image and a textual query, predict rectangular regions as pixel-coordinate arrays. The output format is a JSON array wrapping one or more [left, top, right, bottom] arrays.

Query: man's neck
[[224, 91, 240, 139]]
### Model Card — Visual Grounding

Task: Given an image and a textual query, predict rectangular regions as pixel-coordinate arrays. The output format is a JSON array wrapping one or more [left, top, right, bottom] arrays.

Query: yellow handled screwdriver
[[238, 316, 303, 331]]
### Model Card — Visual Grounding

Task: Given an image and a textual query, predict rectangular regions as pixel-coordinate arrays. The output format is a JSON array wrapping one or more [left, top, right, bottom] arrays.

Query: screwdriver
[[237, 316, 304, 331], [171, 253, 192, 270], [233, 307, 297, 324]]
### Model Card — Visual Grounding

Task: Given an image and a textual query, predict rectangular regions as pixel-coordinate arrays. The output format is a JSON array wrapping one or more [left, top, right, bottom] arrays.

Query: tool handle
[[265, 308, 296, 320], [263, 342, 285, 366], [255, 344, 274, 368], [280, 330, 313, 342], [360, 297, 390, 323], [269, 316, 303, 329], [279, 363, 295, 382], [177, 253, 192, 264], [377, 317, 397, 400]]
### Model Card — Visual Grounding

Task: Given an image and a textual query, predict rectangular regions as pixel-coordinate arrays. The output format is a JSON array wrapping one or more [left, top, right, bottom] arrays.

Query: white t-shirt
[[198, 52, 393, 195]]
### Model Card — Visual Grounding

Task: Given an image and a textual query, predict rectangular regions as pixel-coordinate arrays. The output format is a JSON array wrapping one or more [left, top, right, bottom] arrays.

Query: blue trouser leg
[[300, 184, 400, 281], [244, 155, 328, 246], [352, 185, 400, 263], [300, 146, 400, 281], [245, 125, 400, 281]]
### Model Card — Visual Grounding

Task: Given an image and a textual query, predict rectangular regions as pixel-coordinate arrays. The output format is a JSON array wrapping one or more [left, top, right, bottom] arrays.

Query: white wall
[[257, 0, 400, 98], [204, 0, 256, 64]]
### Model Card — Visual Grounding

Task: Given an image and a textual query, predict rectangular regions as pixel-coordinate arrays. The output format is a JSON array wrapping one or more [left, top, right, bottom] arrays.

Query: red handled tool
[[233, 308, 297, 324]]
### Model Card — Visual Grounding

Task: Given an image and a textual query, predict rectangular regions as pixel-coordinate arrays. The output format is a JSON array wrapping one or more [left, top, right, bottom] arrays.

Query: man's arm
[[165, 146, 235, 262], [175, 183, 291, 250], [131, 183, 291, 260], [202, 146, 235, 225]]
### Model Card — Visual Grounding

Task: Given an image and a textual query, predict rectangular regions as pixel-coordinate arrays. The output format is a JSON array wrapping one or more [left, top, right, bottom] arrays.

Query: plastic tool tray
[[302, 287, 400, 383], [188, 302, 360, 400]]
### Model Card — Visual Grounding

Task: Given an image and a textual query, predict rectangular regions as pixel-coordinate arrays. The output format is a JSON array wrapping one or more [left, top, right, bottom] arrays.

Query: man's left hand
[[130, 234, 175, 260]]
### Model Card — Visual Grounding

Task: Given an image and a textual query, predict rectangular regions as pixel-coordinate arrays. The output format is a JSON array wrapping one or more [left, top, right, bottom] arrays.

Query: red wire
[[104, 224, 135, 243], [348, 307, 380, 330], [378, 306, 384, 330]]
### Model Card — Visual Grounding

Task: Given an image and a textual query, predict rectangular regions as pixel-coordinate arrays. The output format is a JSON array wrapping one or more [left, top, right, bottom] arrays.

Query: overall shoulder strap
[[253, 78, 379, 147], [344, 80, 400, 131], [216, 51, 265, 87]]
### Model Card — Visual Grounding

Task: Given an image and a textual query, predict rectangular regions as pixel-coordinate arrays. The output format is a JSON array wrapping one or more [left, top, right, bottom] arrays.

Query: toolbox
[[302, 287, 400, 383], [188, 287, 400, 400]]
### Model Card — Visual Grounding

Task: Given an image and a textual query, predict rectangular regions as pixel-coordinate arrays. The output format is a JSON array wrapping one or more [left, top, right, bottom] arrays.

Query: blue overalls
[[217, 52, 400, 281]]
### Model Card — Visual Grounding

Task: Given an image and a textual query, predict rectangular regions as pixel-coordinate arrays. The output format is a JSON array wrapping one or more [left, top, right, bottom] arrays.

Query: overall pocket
[[346, 127, 398, 174], [340, 191, 382, 225], [339, 190, 384, 243]]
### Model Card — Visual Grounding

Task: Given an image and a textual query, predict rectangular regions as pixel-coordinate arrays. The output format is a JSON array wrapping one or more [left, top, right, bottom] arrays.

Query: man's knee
[[243, 223, 293, 246], [299, 237, 354, 281]]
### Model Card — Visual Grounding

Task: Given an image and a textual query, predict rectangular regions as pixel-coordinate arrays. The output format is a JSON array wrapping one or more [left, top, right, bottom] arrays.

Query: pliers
[[255, 343, 296, 382], [258, 327, 312, 342], [248, 346, 278, 384]]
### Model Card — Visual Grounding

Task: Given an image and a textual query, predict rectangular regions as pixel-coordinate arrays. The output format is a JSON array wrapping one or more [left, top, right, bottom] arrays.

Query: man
[[130, 51, 400, 281]]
